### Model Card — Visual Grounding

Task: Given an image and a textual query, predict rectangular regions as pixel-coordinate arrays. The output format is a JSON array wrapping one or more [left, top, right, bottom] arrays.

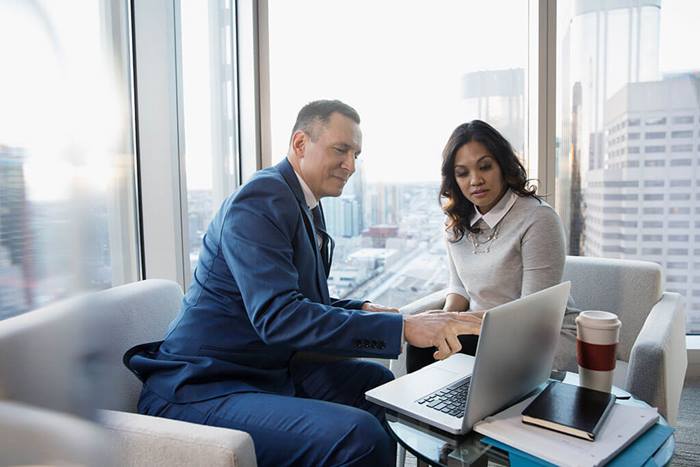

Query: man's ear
[[291, 130, 306, 158]]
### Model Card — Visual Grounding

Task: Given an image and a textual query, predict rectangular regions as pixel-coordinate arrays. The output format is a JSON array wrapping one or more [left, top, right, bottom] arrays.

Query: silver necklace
[[467, 223, 500, 254]]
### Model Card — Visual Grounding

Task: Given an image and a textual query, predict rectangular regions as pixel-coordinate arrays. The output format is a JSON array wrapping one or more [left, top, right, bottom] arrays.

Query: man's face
[[296, 112, 362, 199]]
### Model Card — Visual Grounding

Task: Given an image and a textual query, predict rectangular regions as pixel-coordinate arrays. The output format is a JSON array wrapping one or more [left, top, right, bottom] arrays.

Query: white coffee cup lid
[[576, 310, 621, 330]]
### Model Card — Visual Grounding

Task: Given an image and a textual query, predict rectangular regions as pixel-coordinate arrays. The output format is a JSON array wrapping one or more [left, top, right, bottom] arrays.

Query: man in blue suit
[[125, 100, 481, 466]]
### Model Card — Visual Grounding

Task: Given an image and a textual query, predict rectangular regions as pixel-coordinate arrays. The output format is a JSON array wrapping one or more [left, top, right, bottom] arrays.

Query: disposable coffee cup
[[575, 311, 621, 393]]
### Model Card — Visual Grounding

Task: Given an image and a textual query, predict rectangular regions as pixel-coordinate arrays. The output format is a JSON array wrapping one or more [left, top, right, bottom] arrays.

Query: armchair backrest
[[93, 279, 183, 412], [562, 256, 664, 362], [0, 279, 183, 416]]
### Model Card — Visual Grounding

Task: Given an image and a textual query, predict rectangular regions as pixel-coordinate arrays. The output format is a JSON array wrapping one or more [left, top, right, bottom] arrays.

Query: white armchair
[[0, 279, 257, 467], [391, 256, 687, 425]]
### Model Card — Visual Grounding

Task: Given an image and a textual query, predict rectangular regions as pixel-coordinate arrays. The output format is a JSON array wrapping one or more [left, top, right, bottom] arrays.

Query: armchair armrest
[[399, 289, 447, 316], [625, 292, 687, 425], [0, 400, 109, 466], [99, 409, 257, 467], [389, 289, 448, 377]]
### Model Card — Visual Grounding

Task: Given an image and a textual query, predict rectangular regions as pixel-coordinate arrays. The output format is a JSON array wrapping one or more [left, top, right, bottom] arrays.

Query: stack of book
[[474, 382, 674, 467]]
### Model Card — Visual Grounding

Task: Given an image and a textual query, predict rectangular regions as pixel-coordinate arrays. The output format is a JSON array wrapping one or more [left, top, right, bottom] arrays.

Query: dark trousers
[[137, 358, 396, 467], [406, 334, 480, 373]]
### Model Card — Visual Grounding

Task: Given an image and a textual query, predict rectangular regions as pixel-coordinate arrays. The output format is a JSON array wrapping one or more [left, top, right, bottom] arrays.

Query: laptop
[[366, 281, 571, 435]]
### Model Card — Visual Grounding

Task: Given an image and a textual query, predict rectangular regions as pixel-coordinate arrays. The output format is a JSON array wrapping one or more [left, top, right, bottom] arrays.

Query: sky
[[2, 0, 699, 196], [266, 0, 529, 184]]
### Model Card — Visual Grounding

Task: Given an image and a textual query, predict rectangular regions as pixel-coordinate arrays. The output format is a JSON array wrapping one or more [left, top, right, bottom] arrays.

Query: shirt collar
[[293, 169, 319, 209], [470, 189, 518, 228]]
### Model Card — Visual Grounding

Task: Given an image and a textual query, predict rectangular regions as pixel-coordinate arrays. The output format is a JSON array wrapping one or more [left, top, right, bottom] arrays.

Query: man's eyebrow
[[335, 142, 361, 154]]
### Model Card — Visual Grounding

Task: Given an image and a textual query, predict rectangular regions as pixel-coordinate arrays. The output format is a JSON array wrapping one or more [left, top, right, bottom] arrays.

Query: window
[[179, 1, 240, 273], [671, 144, 693, 152], [669, 220, 690, 228], [0, 1, 139, 319], [670, 207, 690, 215], [669, 193, 691, 201], [670, 159, 692, 166], [670, 179, 691, 187], [672, 115, 694, 124], [645, 117, 667, 126], [644, 131, 666, 139], [556, 0, 700, 333], [267, 0, 528, 306], [671, 130, 693, 138]]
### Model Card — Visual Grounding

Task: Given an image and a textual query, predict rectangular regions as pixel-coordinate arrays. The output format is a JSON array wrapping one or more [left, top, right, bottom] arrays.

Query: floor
[[402, 377, 700, 466], [671, 376, 700, 467]]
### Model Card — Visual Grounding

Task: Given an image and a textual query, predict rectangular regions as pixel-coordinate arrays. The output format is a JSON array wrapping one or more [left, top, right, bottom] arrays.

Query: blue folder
[[482, 422, 673, 467]]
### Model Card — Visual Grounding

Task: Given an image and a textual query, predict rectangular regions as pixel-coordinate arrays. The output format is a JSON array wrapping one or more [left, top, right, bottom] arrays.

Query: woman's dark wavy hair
[[440, 120, 538, 241]]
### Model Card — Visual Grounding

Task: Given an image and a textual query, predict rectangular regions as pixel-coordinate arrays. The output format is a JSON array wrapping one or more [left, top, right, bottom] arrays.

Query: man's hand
[[404, 311, 483, 360], [362, 302, 400, 313]]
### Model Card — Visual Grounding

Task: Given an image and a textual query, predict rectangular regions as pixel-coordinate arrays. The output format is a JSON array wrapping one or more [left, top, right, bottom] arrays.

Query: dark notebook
[[521, 381, 616, 441]]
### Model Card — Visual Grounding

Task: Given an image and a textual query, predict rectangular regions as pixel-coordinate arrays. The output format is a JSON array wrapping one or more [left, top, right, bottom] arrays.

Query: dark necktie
[[311, 205, 334, 277]]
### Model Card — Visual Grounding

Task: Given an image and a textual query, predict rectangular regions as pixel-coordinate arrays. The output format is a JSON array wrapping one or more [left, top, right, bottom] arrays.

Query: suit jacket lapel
[[275, 159, 331, 304]]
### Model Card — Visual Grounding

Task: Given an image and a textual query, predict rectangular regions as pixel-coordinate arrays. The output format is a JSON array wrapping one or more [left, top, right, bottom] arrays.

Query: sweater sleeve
[[520, 205, 566, 297], [445, 237, 469, 299]]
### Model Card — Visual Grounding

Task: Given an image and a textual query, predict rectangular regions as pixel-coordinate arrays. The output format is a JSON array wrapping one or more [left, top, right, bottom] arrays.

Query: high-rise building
[[0, 145, 33, 318], [563, 0, 661, 173], [462, 68, 525, 155], [324, 195, 362, 238], [587, 73, 700, 331], [366, 183, 399, 227], [558, 0, 662, 248]]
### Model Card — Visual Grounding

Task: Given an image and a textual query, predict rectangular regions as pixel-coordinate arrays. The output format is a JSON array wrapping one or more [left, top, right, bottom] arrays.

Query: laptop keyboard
[[416, 377, 470, 418]]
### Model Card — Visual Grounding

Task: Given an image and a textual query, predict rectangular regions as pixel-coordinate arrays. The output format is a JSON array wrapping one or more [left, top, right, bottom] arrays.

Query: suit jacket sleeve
[[222, 177, 403, 357], [331, 298, 367, 309]]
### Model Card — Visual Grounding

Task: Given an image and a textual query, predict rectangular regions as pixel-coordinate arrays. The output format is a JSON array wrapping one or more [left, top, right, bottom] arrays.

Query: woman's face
[[453, 140, 506, 214]]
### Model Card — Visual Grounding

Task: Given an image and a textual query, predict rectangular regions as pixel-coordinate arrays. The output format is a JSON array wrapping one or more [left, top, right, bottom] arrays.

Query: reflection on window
[[0, 1, 138, 319], [556, 0, 700, 334], [179, 0, 239, 276], [268, 0, 528, 307]]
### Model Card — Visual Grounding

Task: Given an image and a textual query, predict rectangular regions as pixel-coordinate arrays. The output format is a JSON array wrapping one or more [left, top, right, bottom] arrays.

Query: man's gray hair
[[291, 99, 360, 141]]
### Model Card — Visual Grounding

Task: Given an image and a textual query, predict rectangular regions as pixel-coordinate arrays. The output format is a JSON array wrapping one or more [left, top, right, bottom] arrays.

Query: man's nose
[[340, 152, 356, 173]]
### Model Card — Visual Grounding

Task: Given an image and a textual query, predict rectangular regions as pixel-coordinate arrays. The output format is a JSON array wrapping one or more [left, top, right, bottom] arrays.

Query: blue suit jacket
[[126, 159, 404, 403]]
